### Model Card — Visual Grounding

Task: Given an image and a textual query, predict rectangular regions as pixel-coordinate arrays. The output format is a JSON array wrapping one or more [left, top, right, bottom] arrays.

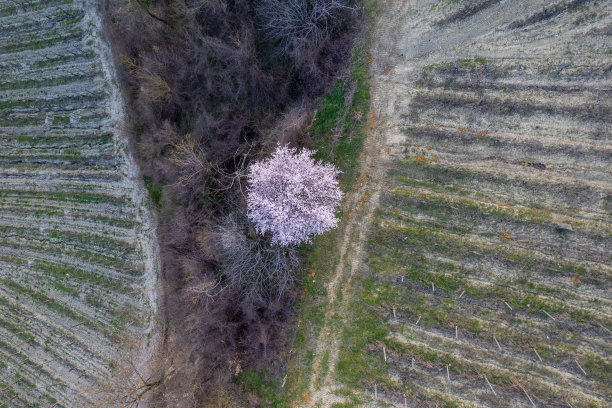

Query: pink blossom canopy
[[247, 145, 343, 246]]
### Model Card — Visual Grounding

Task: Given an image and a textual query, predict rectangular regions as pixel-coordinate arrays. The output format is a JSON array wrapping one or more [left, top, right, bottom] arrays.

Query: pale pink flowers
[[247, 145, 343, 246]]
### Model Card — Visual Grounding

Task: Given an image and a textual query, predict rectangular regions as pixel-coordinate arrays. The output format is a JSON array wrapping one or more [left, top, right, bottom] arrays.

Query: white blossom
[[247, 145, 342, 246]]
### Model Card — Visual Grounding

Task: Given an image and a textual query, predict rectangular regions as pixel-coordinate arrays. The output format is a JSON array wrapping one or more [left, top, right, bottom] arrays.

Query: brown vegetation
[[102, 0, 359, 405]]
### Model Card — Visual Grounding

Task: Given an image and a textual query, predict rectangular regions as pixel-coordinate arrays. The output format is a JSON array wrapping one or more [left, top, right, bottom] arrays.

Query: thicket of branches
[[103, 0, 359, 406], [256, 0, 356, 54], [216, 213, 300, 300]]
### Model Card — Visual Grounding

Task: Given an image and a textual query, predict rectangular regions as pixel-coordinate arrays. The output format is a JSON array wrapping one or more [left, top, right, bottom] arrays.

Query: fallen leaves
[[353, 172, 370, 190], [365, 109, 377, 132], [501, 232, 513, 241], [519, 161, 546, 170]]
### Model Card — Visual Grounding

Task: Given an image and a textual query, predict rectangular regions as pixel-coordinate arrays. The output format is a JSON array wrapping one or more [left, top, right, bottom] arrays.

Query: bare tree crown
[[256, 0, 356, 53]]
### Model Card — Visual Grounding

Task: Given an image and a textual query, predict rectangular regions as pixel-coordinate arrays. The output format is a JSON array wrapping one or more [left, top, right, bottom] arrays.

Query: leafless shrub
[[122, 56, 172, 104], [294, 30, 355, 96], [216, 213, 299, 301], [169, 133, 210, 188], [195, 222, 219, 260], [183, 274, 225, 315], [265, 103, 314, 148], [135, 120, 174, 176]]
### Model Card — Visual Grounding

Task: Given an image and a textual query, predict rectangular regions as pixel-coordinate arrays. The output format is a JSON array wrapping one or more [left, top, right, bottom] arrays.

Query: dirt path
[[301, 1, 405, 404], [304, 91, 388, 408]]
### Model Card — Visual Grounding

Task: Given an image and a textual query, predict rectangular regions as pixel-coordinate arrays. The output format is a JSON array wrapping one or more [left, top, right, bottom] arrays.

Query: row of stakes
[[366, 278, 597, 406]]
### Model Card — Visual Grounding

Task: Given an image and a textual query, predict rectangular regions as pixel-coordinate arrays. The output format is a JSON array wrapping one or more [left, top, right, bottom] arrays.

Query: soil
[[0, 0, 160, 406], [300, 0, 611, 406]]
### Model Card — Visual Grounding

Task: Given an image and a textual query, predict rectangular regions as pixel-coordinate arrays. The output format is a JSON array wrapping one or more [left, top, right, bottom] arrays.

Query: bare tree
[[121, 56, 172, 104], [183, 274, 225, 310], [169, 133, 210, 188], [215, 213, 299, 301], [256, 0, 356, 54]]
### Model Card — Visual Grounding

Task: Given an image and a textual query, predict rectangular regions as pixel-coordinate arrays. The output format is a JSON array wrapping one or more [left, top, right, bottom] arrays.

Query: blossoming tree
[[247, 145, 342, 246]]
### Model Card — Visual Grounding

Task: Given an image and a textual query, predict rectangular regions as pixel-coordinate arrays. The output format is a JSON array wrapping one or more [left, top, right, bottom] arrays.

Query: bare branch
[[216, 213, 299, 300], [256, 0, 356, 54], [169, 133, 210, 188]]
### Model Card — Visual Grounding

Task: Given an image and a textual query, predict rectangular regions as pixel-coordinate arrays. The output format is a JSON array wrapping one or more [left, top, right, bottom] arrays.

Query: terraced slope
[[0, 0, 158, 406], [298, 0, 611, 406]]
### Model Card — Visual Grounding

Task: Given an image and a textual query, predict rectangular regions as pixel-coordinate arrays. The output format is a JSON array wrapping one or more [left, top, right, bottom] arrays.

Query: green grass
[[0, 189, 128, 205], [338, 137, 612, 401], [0, 278, 111, 334], [0, 115, 45, 127], [0, 2, 153, 403], [52, 116, 71, 125], [0, 225, 137, 262], [32, 53, 86, 69], [64, 14, 84, 26], [0, 5, 16, 17], [36, 260, 128, 292], [0, 316, 36, 343], [3, 29, 83, 53], [335, 294, 389, 387], [312, 35, 372, 188], [315, 349, 331, 388], [279, 86, 612, 405], [279, 230, 338, 405], [236, 369, 283, 407], [144, 177, 163, 207], [0, 100, 32, 111]]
